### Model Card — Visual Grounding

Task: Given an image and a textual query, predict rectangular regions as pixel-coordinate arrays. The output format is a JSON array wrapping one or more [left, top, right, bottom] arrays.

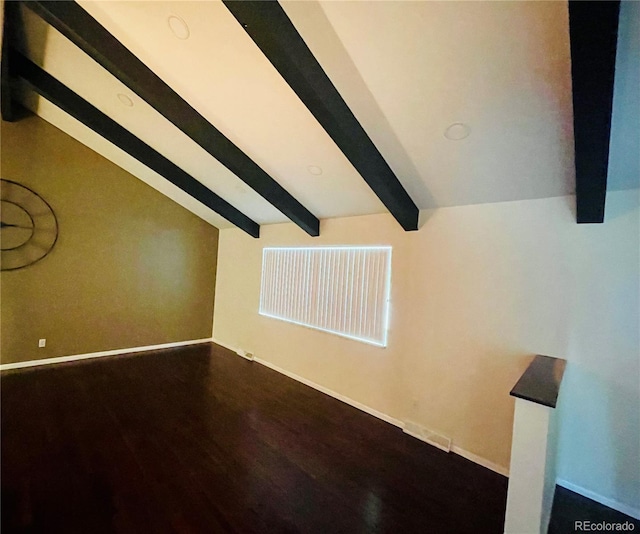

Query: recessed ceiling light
[[168, 15, 190, 40], [117, 93, 133, 107], [444, 123, 471, 141], [307, 165, 323, 176]]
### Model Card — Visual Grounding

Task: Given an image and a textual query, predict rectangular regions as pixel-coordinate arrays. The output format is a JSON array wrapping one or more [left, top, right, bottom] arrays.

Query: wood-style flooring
[[548, 486, 640, 533], [2, 343, 508, 533]]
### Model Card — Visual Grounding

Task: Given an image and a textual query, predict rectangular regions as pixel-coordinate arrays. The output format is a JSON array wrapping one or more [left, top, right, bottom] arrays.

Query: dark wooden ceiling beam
[[12, 50, 260, 237], [223, 1, 419, 232], [24, 0, 319, 236], [1, 1, 18, 122], [568, 0, 621, 223]]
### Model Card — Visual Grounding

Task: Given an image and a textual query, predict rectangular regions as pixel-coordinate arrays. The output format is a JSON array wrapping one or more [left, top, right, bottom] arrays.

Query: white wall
[[214, 189, 639, 514], [554, 188, 640, 515], [554, 1, 640, 515], [609, 1, 640, 191], [213, 0, 640, 516]]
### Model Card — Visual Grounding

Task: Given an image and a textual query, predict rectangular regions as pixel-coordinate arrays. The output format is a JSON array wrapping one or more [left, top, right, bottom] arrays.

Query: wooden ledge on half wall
[[510, 354, 567, 409]]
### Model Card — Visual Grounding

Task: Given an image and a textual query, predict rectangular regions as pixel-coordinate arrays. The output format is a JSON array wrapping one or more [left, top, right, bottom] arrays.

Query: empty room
[[1, 1, 638, 533]]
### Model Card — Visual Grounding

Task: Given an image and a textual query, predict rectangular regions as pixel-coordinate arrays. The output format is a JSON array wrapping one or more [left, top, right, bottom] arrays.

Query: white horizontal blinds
[[259, 247, 392, 346]]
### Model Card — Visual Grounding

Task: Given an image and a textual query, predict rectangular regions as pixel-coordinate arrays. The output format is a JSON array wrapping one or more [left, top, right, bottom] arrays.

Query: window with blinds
[[259, 246, 392, 347]]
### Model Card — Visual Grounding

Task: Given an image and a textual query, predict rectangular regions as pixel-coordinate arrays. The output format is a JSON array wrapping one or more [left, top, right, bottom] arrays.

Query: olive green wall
[[1, 114, 219, 364]]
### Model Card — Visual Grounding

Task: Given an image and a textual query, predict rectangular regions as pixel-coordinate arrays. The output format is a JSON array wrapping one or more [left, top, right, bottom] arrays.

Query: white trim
[[4, 337, 513, 479], [0, 338, 213, 371], [252, 353, 510, 477], [211, 337, 241, 354], [211, 337, 254, 360], [253, 356, 404, 428], [403, 427, 451, 453], [556, 478, 640, 520], [190, 340, 511, 477], [452, 445, 511, 477], [211, 337, 245, 361]]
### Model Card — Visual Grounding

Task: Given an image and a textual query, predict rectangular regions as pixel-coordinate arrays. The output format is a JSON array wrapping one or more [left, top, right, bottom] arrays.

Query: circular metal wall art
[[1, 179, 59, 271]]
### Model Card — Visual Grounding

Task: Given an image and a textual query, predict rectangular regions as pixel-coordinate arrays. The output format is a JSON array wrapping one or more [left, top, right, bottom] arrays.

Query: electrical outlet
[[38, 338, 46, 348]]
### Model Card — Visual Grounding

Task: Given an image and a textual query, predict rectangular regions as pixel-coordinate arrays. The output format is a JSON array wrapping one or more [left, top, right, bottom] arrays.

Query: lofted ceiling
[[4, 1, 577, 235]]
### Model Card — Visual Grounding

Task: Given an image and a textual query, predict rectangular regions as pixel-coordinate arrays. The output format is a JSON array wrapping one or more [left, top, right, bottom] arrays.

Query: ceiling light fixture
[[307, 165, 323, 176], [444, 123, 471, 141], [117, 93, 133, 107], [168, 15, 190, 40]]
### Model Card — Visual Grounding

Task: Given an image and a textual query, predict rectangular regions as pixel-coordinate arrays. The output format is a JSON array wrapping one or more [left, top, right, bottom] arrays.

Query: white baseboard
[[556, 478, 640, 520], [205, 340, 511, 477], [403, 427, 451, 453], [253, 356, 405, 428], [211, 337, 240, 354], [451, 445, 510, 477], [211, 338, 254, 360], [0, 338, 213, 371], [248, 352, 510, 477]]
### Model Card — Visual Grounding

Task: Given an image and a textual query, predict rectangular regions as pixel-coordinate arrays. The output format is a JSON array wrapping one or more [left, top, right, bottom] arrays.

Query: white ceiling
[[13, 0, 576, 231]]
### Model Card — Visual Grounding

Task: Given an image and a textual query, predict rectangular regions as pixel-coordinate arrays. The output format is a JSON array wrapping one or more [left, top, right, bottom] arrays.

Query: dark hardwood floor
[[6, 344, 635, 533], [548, 487, 640, 534], [2, 343, 508, 533]]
